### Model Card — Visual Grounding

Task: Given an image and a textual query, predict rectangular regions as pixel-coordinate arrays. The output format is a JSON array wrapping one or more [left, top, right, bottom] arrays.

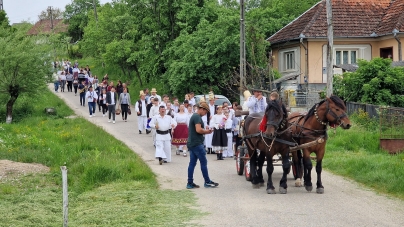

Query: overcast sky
[[4, 0, 112, 24]]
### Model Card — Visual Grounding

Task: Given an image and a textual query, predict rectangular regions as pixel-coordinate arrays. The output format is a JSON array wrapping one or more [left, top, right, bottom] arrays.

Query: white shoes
[[113, 121, 115, 124], [103, 114, 105, 117], [89, 115, 93, 118], [108, 120, 111, 123], [183, 152, 187, 157]]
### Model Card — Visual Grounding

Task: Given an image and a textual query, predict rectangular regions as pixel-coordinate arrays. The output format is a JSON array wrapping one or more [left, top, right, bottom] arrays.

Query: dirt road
[[51, 84, 404, 226]]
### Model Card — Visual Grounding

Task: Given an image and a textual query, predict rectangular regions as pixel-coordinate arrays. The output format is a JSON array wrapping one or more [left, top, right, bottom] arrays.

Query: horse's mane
[[266, 100, 283, 116], [304, 95, 345, 121]]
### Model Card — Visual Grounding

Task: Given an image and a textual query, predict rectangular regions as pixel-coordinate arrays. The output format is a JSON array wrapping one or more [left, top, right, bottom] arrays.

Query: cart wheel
[[236, 148, 244, 175], [244, 155, 251, 181]]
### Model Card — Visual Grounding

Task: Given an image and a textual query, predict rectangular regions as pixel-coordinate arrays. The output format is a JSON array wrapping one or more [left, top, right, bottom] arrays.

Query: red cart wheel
[[236, 148, 244, 175], [244, 154, 251, 181]]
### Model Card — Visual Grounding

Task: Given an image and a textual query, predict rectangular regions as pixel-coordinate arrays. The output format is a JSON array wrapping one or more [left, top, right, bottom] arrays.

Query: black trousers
[[73, 85, 78, 94], [67, 81, 73, 92], [121, 104, 128, 120]]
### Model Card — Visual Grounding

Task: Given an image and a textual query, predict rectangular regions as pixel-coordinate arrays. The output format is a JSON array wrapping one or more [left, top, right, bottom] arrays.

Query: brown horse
[[244, 100, 293, 194], [288, 95, 351, 193]]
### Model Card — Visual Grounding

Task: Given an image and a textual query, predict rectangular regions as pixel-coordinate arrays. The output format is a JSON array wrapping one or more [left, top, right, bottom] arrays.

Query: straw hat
[[198, 101, 210, 113], [208, 91, 215, 101], [243, 90, 252, 100], [139, 90, 145, 98], [199, 97, 206, 102], [151, 88, 157, 93]]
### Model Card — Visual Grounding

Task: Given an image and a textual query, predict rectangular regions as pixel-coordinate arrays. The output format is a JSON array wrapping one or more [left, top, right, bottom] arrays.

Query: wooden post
[[326, 0, 334, 97], [61, 166, 68, 227]]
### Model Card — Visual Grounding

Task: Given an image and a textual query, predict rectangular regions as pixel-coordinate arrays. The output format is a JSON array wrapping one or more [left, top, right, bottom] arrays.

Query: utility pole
[[0, 0, 4, 11], [326, 0, 334, 97], [48, 6, 54, 32], [240, 0, 246, 103], [93, 0, 98, 27]]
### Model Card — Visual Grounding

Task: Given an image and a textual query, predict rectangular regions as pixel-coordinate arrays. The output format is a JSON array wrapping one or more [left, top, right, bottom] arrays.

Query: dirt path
[[50, 84, 404, 226]]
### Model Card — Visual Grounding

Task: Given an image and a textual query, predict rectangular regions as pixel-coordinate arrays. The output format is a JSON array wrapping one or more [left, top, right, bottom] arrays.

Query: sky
[[4, 0, 112, 24]]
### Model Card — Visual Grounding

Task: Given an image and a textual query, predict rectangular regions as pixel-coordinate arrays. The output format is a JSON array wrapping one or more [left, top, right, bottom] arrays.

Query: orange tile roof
[[268, 0, 402, 44], [27, 19, 68, 35]]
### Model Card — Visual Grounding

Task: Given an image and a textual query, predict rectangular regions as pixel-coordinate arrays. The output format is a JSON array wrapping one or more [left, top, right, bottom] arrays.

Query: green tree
[[0, 24, 52, 123], [64, 0, 100, 42], [164, 1, 239, 97], [0, 10, 10, 28]]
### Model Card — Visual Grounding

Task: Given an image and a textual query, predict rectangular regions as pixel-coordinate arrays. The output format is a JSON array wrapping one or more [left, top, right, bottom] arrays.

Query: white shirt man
[[245, 90, 267, 114], [149, 98, 161, 146], [135, 94, 148, 134], [149, 106, 177, 164]]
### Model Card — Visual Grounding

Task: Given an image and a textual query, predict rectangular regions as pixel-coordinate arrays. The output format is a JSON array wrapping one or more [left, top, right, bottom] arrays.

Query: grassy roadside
[[0, 91, 204, 226], [324, 111, 404, 200]]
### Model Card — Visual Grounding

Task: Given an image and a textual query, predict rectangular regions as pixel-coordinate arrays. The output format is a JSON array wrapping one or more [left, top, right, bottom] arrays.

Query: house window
[[335, 50, 357, 64], [285, 51, 295, 70]]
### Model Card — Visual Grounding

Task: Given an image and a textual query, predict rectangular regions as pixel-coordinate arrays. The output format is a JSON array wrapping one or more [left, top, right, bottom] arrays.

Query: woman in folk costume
[[222, 110, 234, 158], [242, 90, 251, 112], [172, 103, 190, 157], [210, 105, 227, 160], [205, 91, 216, 154]]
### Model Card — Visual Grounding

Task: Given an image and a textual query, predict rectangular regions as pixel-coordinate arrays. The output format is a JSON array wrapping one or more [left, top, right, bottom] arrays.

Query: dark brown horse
[[244, 100, 293, 194], [288, 95, 351, 193]]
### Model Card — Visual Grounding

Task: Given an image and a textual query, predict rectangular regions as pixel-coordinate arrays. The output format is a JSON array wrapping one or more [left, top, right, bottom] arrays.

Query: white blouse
[[174, 112, 189, 125], [210, 114, 227, 129]]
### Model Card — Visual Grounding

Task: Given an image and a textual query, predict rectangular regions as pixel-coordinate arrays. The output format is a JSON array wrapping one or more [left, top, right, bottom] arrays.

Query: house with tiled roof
[[267, 0, 404, 91], [27, 19, 68, 35]]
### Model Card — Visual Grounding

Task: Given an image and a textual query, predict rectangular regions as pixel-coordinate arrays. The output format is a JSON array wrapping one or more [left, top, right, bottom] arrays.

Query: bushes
[[334, 58, 404, 107]]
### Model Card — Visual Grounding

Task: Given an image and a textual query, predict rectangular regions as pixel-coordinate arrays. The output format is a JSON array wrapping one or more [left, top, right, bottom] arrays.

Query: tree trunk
[[134, 64, 143, 86], [6, 95, 18, 124]]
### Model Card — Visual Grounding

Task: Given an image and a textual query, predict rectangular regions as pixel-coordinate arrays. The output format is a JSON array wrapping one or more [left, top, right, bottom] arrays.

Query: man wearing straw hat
[[135, 90, 148, 134], [186, 101, 219, 189], [245, 87, 267, 114], [150, 88, 161, 103]]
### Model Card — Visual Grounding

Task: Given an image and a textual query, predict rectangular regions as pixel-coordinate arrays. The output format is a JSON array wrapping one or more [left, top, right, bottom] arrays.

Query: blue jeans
[[80, 93, 85, 106], [187, 144, 211, 184], [88, 102, 96, 115], [54, 81, 59, 91]]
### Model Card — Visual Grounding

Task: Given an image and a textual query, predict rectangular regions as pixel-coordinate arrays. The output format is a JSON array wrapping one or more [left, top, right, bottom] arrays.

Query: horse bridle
[[314, 100, 347, 126], [266, 107, 286, 132]]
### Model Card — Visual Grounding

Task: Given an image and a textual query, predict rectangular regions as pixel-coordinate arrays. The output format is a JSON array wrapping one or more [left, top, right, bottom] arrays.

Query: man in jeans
[[186, 101, 219, 189]]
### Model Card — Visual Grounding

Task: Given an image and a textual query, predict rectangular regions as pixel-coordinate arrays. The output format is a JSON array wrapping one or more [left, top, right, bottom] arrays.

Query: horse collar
[[314, 104, 327, 126]]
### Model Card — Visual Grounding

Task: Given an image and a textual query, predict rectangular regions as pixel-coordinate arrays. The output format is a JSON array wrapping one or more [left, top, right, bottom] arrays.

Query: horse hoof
[[316, 188, 324, 194], [279, 188, 287, 194], [295, 179, 302, 187], [252, 184, 260, 189], [305, 186, 313, 192], [259, 182, 265, 187], [266, 189, 276, 194]]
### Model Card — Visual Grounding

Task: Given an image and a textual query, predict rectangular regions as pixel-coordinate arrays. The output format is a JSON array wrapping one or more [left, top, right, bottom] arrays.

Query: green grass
[[0, 90, 204, 226], [324, 113, 404, 199]]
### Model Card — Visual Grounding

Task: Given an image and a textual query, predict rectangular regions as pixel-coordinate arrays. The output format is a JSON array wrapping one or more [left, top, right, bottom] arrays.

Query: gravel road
[[50, 84, 404, 226]]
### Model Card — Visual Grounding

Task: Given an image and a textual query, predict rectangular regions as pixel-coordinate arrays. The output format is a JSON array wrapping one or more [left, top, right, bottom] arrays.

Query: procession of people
[[52, 60, 272, 189]]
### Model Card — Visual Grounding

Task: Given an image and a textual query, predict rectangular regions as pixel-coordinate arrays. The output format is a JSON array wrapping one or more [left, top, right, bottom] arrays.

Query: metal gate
[[379, 106, 404, 154]]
